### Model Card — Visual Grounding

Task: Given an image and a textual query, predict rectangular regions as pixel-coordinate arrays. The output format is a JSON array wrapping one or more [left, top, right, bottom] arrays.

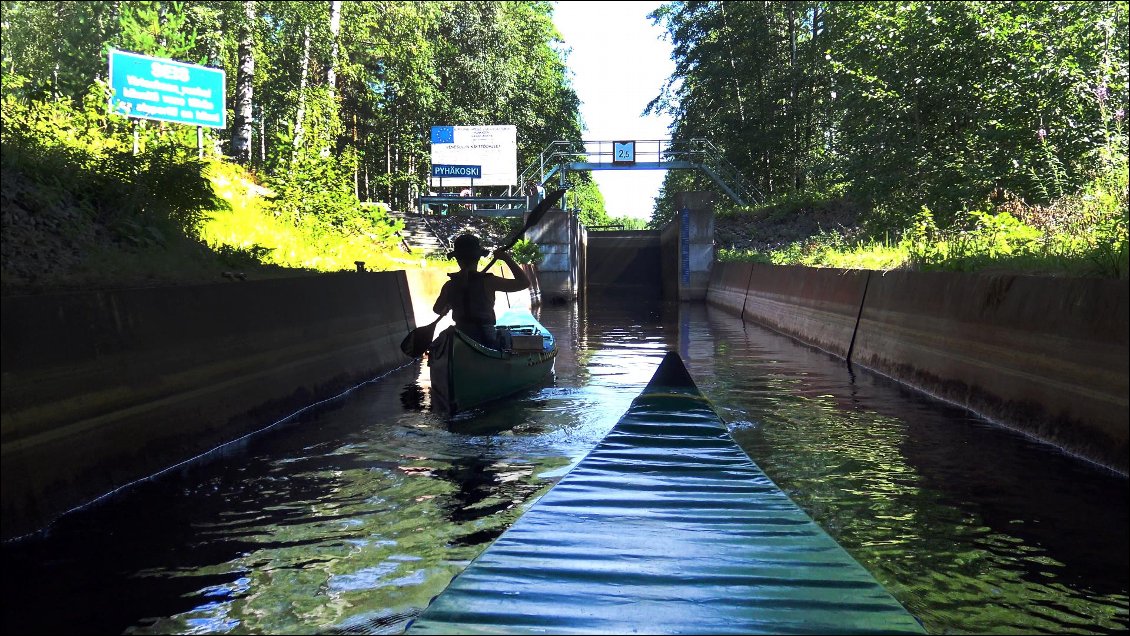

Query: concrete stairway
[[388, 211, 448, 256], [387, 210, 517, 259]]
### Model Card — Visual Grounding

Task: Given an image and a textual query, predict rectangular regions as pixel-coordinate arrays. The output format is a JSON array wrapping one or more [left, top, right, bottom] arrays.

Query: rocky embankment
[[713, 199, 864, 253]]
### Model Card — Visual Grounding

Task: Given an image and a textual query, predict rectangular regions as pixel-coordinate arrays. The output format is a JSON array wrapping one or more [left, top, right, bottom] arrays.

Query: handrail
[[517, 138, 762, 206], [418, 212, 450, 251]]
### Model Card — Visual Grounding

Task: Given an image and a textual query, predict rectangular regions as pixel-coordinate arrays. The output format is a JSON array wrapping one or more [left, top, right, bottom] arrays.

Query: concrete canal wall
[[1, 263, 543, 540], [707, 262, 1129, 476], [660, 192, 716, 302], [1, 272, 415, 540], [527, 207, 585, 303]]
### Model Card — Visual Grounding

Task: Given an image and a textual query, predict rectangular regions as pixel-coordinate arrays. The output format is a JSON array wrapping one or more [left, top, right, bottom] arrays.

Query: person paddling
[[433, 233, 530, 349]]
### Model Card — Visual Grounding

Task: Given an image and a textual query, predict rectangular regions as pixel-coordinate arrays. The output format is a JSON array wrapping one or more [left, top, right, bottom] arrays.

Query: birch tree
[[231, 0, 255, 163]]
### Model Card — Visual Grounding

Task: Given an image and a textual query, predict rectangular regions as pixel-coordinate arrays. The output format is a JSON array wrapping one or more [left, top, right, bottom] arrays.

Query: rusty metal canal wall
[[1, 272, 416, 540], [707, 262, 1129, 476]]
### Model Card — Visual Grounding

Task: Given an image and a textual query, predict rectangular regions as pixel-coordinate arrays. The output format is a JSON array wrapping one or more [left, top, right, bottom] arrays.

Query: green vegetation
[[201, 160, 412, 272], [2, 1, 1126, 285], [1, 1, 583, 290], [719, 164, 1129, 277], [510, 238, 542, 265], [652, 1, 1128, 277]]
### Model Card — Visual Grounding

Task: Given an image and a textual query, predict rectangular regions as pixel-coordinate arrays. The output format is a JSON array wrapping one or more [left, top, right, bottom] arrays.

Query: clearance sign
[[108, 48, 226, 128], [429, 125, 516, 187]]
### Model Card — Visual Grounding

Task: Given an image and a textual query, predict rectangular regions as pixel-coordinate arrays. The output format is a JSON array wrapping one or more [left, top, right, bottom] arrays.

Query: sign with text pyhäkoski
[[429, 125, 516, 187], [431, 164, 483, 179], [108, 48, 226, 128]]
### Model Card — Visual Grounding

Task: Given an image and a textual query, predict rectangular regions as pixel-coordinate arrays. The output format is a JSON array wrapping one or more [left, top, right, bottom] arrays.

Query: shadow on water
[[398, 382, 428, 412]]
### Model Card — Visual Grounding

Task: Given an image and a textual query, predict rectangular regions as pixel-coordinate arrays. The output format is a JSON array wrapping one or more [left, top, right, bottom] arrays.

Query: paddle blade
[[400, 317, 442, 358], [523, 188, 567, 233], [500, 188, 567, 251]]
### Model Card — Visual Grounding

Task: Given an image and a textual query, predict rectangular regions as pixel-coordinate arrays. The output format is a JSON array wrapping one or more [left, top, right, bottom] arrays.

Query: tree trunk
[[720, 1, 746, 125], [157, 2, 168, 52], [327, 0, 341, 100], [259, 111, 266, 165], [802, 3, 822, 192], [322, 0, 342, 159], [292, 24, 311, 164], [231, 0, 255, 164], [352, 112, 359, 198], [789, 4, 798, 190]]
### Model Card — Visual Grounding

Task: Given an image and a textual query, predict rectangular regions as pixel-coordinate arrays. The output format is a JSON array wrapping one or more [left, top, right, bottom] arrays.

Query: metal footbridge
[[417, 138, 763, 215]]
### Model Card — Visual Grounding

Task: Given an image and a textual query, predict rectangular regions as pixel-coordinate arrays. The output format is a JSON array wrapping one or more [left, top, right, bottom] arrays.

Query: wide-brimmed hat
[[449, 233, 489, 260]]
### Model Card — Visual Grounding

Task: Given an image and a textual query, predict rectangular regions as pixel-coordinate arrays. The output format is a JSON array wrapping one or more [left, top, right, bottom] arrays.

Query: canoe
[[428, 308, 557, 415], [408, 351, 926, 634]]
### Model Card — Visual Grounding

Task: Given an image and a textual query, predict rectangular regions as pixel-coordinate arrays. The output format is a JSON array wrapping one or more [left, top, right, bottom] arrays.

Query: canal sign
[[108, 48, 226, 128], [429, 125, 516, 186], [613, 140, 636, 164], [431, 164, 482, 179]]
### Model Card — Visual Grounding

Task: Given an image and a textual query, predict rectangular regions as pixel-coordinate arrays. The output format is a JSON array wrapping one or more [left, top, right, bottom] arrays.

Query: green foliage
[[650, 0, 1129, 247], [724, 165, 1128, 278], [510, 238, 542, 265], [117, 1, 198, 61], [563, 175, 611, 227], [201, 160, 411, 273], [608, 215, 649, 230], [1, 1, 121, 102], [213, 242, 274, 268], [1, 84, 221, 245], [3, 0, 583, 213], [0, 0, 586, 290]]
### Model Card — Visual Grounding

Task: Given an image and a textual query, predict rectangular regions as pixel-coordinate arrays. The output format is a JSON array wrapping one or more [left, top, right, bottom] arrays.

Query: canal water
[[2, 301, 1126, 635]]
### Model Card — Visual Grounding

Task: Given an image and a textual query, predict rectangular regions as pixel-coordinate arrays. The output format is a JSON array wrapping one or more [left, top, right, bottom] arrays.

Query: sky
[[551, 1, 675, 220]]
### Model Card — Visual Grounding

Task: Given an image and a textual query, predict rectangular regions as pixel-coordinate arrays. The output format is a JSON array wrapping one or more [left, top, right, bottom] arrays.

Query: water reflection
[[690, 304, 1128, 635], [1, 300, 1126, 635]]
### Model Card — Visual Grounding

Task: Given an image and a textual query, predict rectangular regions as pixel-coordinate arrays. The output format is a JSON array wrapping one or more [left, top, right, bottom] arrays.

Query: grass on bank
[[719, 154, 1129, 278], [0, 84, 445, 293], [199, 161, 423, 274], [4, 83, 1124, 288]]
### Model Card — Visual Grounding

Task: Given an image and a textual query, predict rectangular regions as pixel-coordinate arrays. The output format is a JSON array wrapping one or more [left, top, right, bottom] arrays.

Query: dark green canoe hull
[[428, 326, 556, 415], [409, 351, 925, 634]]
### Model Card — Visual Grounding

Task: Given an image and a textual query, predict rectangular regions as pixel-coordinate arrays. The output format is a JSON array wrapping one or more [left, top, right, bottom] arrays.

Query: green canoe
[[408, 351, 926, 634], [428, 308, 557, 415]]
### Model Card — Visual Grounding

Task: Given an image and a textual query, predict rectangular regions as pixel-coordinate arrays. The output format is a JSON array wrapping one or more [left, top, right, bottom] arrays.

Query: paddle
[[399, 187, 566, 358], [399, 313, 445, 358], [479, 187, 566, 273]]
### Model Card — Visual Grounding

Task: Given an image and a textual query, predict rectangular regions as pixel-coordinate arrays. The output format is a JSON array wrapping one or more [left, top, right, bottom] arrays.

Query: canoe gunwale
[[429, 323, 558, 416]]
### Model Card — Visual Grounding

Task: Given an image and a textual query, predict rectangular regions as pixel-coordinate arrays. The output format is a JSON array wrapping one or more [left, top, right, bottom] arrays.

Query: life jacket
[[446, 272, 496, 327]]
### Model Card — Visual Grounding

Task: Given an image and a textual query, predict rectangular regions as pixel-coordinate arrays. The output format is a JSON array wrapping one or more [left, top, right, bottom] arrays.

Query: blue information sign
[[613, 141, 636, 164], [431, 164, 482, 179], [108, 48, 226, 128]]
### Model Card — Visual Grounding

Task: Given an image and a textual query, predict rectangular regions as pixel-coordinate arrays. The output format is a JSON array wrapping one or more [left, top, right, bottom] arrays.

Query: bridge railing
[[663, 138, 765, 205], [518, 138, 763, 206]]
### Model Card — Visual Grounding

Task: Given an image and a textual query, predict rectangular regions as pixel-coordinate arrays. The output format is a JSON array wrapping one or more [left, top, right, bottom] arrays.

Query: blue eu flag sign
[[431, 126, 455, 144]]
